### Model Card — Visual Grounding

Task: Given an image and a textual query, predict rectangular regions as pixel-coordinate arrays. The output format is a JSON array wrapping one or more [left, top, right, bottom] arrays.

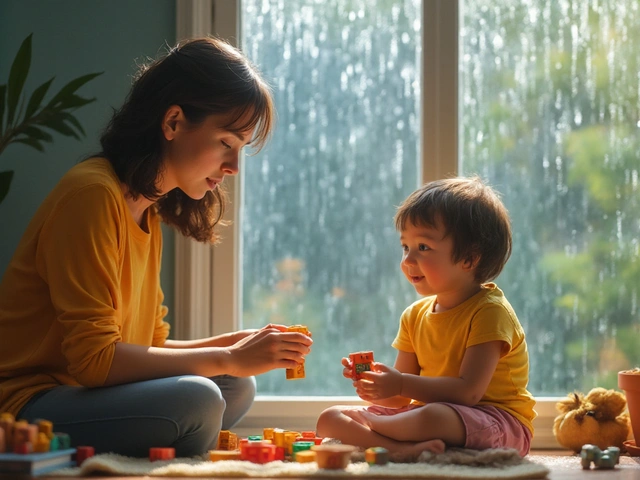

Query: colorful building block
[[285, 325, 312, 380], [149, 447, 175, 461], [294, 450, 316, 463], [75, 446, 95, 466], [240, 441, 276, 463], [365, 446, 389, 465], [209, 450, 242, 462], [349, 351, 374, 379], [216, 430, 239, 451]]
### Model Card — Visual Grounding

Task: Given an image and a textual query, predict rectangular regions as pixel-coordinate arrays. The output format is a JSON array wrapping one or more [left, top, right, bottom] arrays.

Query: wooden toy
[[311, 444, 356, 469], [75, 446, 95, 466], [365, 446, 389, 465], [285, 325, 311, 379], [149, 447, 175, 461], [580, 444, 620, 469], [209, 450, 242, 462], [349, 351, 374, 379]]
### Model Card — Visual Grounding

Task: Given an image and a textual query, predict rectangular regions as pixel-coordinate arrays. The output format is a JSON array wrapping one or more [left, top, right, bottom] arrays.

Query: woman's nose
[[223, 155, 239, 175]]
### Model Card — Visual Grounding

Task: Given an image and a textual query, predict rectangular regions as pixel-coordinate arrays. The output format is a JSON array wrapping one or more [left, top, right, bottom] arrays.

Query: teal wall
[[0, 0, 176, 328]]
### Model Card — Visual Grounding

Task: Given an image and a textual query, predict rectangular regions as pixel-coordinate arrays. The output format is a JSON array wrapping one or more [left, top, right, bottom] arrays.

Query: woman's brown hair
[[99, 36, 275, 243]]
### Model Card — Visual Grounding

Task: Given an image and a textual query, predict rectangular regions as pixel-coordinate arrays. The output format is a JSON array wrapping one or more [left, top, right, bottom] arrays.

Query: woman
[[0, 37, 312, 457]]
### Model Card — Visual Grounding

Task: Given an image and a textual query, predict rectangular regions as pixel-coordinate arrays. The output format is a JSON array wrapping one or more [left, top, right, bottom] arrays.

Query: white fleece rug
[[51, 447, 550, 479]]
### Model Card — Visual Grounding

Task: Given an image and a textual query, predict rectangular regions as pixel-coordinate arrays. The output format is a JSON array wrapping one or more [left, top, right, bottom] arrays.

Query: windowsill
[[234, 396, 563, 450]]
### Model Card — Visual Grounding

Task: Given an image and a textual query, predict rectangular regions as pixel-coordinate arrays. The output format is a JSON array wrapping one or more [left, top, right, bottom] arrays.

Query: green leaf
[[39, 115, 79, 139], [58, 112, 86, 136], [22, 125, 54, 143], [0, 170, 14, 205], [24, 77, 54, 120], [0, 84, 6, 134], [57, 93, 95, 110], [13, 137, 44, 151], [6, 34, 32, 127], [46, 72, 103, 108]]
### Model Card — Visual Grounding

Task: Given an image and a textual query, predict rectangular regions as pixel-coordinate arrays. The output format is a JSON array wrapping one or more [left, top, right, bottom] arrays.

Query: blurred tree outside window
[[240, 0, 640, 397]]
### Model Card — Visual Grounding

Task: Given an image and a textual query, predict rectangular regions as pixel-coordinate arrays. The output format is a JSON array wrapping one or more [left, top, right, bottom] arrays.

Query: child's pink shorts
[[439, 402, 532, 456], [368, 402, 532, 456]]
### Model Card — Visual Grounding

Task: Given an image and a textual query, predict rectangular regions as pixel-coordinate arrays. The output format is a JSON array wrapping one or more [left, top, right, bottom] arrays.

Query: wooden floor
[[11, 450, 640, 479]]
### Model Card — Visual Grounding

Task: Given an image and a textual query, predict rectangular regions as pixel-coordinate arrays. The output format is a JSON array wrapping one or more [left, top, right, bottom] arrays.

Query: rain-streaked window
[[240, 0, 640, 397]]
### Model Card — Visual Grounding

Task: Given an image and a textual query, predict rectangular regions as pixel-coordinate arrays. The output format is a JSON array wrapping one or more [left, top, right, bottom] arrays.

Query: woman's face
[[160, 107, 253, 199]]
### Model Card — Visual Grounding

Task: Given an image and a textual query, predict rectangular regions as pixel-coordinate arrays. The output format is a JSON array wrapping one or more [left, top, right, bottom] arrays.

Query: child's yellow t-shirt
[[392, 283, 536, 434], [0, 158, 170, 417]]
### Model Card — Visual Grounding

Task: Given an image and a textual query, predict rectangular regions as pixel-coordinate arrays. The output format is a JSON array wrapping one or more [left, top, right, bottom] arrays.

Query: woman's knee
[[213, 375, 256, 429]]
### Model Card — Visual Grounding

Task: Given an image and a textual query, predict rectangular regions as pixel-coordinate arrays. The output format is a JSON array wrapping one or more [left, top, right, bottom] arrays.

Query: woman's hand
[[354, 362, 403, 401], [225, 325, 313, 377]]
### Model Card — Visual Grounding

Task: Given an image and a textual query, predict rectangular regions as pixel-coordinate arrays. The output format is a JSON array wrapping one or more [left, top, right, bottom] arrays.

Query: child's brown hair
[[394, 176, 512, 283]]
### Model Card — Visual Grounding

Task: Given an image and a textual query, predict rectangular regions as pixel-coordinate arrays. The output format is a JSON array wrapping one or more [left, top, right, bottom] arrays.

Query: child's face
[[399, 221, 477, 299]]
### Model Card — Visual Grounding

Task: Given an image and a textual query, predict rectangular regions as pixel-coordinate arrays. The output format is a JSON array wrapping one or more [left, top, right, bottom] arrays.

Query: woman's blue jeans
[[17, 375, 256, 457]]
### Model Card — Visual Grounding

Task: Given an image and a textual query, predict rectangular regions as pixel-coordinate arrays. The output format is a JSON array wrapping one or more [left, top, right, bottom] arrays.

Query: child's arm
[[356, 340, 504, 406], [346, 351, 419, 408]]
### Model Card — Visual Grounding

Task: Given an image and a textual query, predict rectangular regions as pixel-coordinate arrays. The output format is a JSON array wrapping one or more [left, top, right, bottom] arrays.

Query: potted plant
[[618, 368, 640, 454], [0, 33, 102, 205]]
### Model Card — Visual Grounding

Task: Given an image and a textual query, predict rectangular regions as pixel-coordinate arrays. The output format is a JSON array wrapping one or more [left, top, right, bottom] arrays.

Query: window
[[191, 0, 640, 446]]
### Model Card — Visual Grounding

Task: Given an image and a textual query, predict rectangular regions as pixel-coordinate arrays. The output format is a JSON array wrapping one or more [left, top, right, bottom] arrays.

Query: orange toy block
[[216, 430, 238, 450], [349, 351, 374, 379], [33, 432, 50, 453], [295, 450, 316, 463], [285, 325, 311, 380], [75, 446, 95, 466], [37, 420, 54, 439], [209, 450, 242, 462], [149, 447, 175, 461], [0, 414, 14, 451]]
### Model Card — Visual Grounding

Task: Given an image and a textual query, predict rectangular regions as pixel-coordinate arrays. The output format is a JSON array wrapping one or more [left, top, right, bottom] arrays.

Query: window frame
[[174, 0, 560, 448]]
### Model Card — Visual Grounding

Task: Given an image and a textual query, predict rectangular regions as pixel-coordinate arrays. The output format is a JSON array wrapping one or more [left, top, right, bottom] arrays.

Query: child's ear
[[462, 253, 480, 271]]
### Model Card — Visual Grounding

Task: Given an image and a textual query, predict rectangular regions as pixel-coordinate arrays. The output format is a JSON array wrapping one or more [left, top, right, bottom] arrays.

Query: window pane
[[240, 0, 422, 395], [460, 0, 640, 395]]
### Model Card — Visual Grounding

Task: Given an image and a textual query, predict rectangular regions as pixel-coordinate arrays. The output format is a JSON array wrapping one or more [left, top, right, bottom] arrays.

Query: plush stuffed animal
[[553, 387, 630, 453]]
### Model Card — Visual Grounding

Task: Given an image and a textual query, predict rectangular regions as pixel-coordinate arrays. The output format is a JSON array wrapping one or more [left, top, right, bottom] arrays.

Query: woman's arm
[[162, 330, 256, 349], [104, 326, 312, 386]]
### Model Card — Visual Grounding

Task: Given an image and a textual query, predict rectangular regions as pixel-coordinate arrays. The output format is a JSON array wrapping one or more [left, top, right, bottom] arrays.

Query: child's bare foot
[[402, 439, 446, 456]]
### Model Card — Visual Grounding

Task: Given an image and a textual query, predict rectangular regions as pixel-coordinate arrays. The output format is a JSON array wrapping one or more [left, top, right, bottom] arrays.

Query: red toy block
[[75, 446, 95, 466], [240, 442, 276, 463], [149, 447, 175, 461]]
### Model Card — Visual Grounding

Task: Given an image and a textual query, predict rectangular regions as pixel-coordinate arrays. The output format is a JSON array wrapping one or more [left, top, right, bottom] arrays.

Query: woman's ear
[[161, 105, 184, 141]]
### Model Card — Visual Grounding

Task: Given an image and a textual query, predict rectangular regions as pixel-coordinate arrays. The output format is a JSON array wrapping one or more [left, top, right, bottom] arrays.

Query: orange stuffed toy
[[553, 387, 630, 452]]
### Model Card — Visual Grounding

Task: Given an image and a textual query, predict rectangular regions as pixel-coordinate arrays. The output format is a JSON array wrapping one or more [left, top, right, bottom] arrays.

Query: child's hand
[[354, 362, 403, 401], [341, 357, 354, 380]]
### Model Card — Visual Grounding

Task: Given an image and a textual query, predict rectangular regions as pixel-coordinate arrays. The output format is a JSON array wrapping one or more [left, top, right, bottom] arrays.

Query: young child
[[316, 177, 536, 457]]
